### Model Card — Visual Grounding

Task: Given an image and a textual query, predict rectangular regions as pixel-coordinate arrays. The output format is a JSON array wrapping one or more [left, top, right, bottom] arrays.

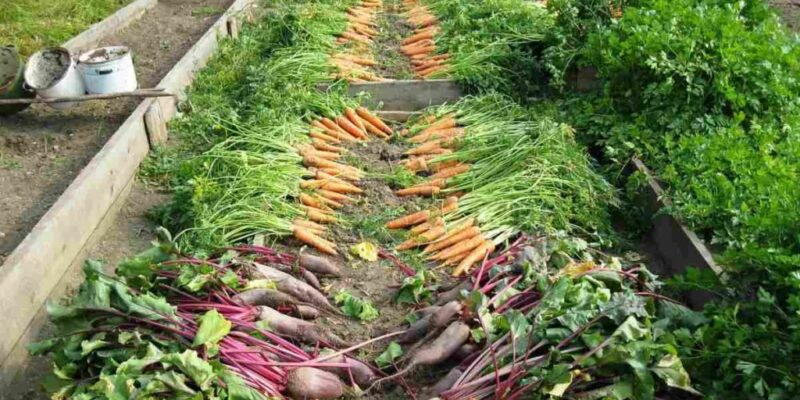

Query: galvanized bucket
[[0, 46, 35, 116]]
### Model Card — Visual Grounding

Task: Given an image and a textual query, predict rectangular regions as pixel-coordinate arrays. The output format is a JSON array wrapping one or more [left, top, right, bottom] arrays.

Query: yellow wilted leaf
[[350, 241, 378, 261], [560, 261, 596, 278]]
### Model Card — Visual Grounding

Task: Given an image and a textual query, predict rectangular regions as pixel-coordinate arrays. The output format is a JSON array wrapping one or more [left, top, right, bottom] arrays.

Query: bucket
[[0, 46, 35, 116], [78, 46, 137, 94], [24, 47, 85, 110]]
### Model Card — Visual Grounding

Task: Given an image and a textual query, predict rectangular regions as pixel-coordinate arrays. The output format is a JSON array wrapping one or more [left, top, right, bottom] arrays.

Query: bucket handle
[[21, 81, 35, 94], [96, 69, 114, 75]]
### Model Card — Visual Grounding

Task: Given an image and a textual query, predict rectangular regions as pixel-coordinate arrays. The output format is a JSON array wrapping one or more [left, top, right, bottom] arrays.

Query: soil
[[772, 0, 800, 31], [0, 0, 233, 265], [373, 0, 415, 80]]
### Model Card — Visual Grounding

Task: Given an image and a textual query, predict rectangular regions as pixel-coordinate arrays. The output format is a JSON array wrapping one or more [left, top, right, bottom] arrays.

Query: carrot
[[431, 163, 469, 179], [396, 185, 440, 197], [356, 107, 393, 134], [317, 188, 352, 201], [425, 217, 472, 242], [430, 234, 485, 261], [294, 226, 338, 255], [404, 157, 429, 172], [431, 160, 461, 172], [344, 107, 367, 133], [333, 54, 377, 67], [424, 115, 457, 132], [309, 129, 341, 144], [336, 116, 367, 139], [303, 179, 362, 194], [300, 148, 340, 161], [304, 155, 360, 174], [294, 218, 327, 231], [440, 196, 459, 214], [316, 170, 359, 187], [319, 167, 360, 182], [406, 140, 443, 156], [402, 29, 437, 45], [409, 127, 464, 143], [303, 204, 335, 216], [341, 31, 372, 44], [361, 117, 390, 138], [321, 117, 356, 140], [440, 250, 468, 267], [300, 193, 326, 209], [313, 120, 354, 142], [417, 178, 446, 188], [417, 64, 446, 77], [312, 139, 344, 153], [410, 220, 435, 235], [407, 46, 436, 56], [306, 207, 338, 224], [315, 194, 344, 209], [386, 210, 430, 229], [423, 226, 480, 255], [452, 241, 495, 277], [396, 222, 445, 250]]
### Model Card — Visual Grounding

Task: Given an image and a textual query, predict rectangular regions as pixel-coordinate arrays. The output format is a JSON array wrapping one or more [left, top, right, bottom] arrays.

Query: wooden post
[[144, 100, 168, 146]]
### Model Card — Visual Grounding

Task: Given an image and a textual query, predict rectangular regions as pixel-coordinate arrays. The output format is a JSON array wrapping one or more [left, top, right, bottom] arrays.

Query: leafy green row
[[540, 0, 800, 397]]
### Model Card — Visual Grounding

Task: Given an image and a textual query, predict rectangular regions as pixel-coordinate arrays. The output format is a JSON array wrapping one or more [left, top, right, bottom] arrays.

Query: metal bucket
[[0, 46, 35, 116], [78, 46, 137, 94], [24, 47, 86, 110]]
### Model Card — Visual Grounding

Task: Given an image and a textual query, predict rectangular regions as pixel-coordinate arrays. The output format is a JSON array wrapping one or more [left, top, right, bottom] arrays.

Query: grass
[[0, 0, 131, 57]]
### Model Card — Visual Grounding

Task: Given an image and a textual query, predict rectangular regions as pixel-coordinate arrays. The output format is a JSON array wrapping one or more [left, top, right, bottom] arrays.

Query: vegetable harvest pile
[[26, 0, 800, 399]]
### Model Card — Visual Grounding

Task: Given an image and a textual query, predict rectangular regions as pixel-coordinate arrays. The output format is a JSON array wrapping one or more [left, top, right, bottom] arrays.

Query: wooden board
[[0, 0, 257, 388], [377, 110, 421, 122], [63, 0, 157, 53], [630, 157, 721, 309], [321, 79, 462, 111]]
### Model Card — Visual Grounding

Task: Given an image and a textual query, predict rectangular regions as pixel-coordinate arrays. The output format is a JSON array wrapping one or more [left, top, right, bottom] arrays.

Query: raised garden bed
[[0, 0, 257, 392]]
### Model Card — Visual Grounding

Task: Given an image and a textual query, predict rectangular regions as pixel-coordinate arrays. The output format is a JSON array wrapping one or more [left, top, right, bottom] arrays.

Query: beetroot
[[286, 367, 345, 399]]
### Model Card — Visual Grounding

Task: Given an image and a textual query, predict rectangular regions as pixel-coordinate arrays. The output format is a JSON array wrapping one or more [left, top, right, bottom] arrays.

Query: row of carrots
[[400, 0, 449, 78], [292, 107, 394, 255], [330, 0, 387, 82], [384, 195, 492, 278], [387, 114, 491, 277], [394, 113, 465, 197]]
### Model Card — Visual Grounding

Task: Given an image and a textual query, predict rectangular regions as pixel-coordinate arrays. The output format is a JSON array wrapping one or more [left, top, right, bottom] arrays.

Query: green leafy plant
[[334, 290, 380, 321]]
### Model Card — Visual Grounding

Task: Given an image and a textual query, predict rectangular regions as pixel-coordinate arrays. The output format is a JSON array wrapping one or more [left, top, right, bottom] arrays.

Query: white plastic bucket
[[78, 46, 137, 94], [24, 47, 86, 110]]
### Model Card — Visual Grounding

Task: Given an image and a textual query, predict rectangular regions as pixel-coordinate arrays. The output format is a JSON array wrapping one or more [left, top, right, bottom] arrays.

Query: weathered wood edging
[[630, 157, 721, 309], [321, 79, 462, 111], [0, 0, 257, 391], [63, 0, 159, 53]]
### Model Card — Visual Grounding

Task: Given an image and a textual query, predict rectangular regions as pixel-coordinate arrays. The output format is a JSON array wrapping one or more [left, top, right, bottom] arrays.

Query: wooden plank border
[[630, 157, 721, 309], [320, 79, 463, 111], [0, 0, 257, 389], [63, 0, 158, 53]]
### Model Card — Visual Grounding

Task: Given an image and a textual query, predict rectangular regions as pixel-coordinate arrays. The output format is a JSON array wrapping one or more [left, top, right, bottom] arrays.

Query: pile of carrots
[[384, 196, 492, 277], [394, 113, 467, 197], [331, 0, 387, 82], [292, 107, 394, 255], [400, 0, 449, 78]]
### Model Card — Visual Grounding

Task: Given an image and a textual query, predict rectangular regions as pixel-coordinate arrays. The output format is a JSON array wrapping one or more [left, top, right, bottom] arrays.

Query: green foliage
[[542, 0, 800, 397], [395, 270, 437, 305], [374, 341, 403, 368], [28, 261, 262, 399], [0, 0, 130, 56], [334, 290, 379, 321], [423, 0, 555, 98]]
